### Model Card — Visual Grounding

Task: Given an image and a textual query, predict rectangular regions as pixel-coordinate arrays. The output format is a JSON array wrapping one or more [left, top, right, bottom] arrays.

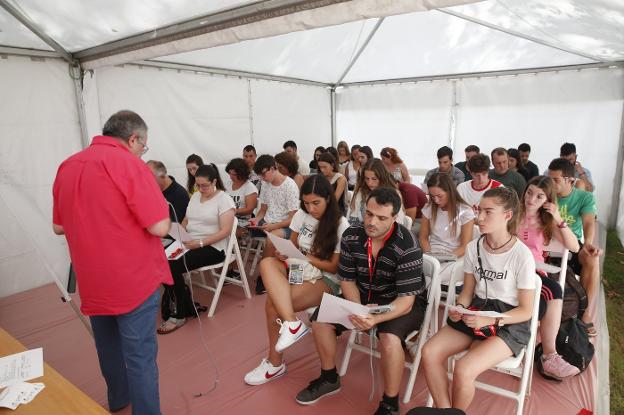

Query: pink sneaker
[[541, 353, 580, 380]]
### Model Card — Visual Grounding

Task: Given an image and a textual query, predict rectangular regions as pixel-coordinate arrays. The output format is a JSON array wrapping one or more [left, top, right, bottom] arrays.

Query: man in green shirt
[[548, 158, 601, 336]]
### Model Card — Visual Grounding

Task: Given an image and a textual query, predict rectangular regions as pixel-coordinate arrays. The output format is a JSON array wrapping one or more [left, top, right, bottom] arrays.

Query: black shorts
[[563, 240, 583, 276], [538, 273, 563, 320], [447, 297, 530, 357], [310, 296, 427, 341]]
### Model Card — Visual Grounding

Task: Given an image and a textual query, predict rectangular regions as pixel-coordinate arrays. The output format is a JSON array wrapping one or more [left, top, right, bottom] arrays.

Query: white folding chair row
[[426, 266, 543, 415], [339, 254, 442, 404], [184, 217, 251, 317]]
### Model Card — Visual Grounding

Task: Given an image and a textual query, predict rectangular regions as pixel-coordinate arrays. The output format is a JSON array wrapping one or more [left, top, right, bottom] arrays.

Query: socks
[[320, 367, 338, 383], [382, 394, 399, 410]]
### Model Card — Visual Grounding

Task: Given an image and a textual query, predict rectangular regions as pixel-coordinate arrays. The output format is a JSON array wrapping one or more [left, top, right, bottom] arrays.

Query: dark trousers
[[90, 289, 161, 415], [164, 245, 225, 318]]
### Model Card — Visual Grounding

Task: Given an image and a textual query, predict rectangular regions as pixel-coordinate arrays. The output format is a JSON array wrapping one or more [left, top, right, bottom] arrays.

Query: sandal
[[584, 322, 598, 337], [157, 318, 185, 335]]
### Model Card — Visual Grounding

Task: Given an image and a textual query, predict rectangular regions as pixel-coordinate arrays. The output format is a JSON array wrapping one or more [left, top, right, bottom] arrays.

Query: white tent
[[1, 0, 623, 306]]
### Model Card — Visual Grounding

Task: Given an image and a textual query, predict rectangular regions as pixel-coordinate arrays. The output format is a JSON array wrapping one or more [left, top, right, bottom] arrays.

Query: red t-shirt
[[53, 136, 172, 315], [398, 182, 428, 218]]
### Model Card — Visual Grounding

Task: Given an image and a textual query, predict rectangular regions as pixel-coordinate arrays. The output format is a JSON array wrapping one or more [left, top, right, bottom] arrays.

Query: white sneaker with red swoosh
[[244, 358, 286, 386], [275, 319, 310, 353]]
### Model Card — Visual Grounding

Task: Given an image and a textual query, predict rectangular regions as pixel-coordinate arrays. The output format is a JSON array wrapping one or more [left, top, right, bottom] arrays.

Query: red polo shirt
[[53, 136, 172, 316]]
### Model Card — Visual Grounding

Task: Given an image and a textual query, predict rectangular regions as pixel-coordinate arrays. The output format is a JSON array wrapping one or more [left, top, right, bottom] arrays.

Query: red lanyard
[[366, 224, 395, 303]]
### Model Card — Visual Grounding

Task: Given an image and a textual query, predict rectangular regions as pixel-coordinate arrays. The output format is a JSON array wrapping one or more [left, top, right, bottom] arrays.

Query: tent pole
[[335, 18, 385, 86], [247, 79, 255, 146], [609, 100, 624, 229], [439, 9, 607, 63], [448, 80, 458, 152], [330, 87, 337, 146], [0, 0, 74, 64], [72, 66, 91, 149]]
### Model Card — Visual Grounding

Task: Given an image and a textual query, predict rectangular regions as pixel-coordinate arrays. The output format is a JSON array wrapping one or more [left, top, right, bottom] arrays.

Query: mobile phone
[[369, 305, 394, 314]]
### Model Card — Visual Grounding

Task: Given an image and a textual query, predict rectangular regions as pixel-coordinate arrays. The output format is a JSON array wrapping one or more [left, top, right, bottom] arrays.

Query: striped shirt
[[338, 223, 425, 305]]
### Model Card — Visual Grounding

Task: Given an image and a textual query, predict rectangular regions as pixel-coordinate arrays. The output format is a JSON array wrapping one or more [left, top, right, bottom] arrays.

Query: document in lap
[[266, 232, 307, 260], [316, 293, 393, 329], [446, 305, 509, 318]]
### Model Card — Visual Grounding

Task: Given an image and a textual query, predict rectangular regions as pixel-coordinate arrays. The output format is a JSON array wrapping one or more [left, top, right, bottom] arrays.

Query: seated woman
[[336, 140, 351, 175], [344, 144, 361, 191], [158, 164, 236, 334], [519, 176, 580, 379], [275, 151, 304, 189], [225, 157, 259, 235], [508, 148, 531, 182], [357, 145, 374, 167], [185, 153, 204, 195], [347, 158, 406, 226], [380, 147, 411, 183], [422, 187, 536, 411], [419, 173, 474, 286], [309, 146, 325, 175], [317, 152, 348, 216], [244, 175, 349, 385]]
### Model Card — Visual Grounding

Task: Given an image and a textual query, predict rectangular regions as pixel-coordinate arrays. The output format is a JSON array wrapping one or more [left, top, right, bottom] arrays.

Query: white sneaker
[[244, 358, 286, 386], [275, 319, 309, 353]]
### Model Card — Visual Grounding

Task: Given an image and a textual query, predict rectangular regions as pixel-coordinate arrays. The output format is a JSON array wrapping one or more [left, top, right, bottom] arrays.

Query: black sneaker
[[374, 401, 399, 415], [255, 275, 266, 295], [295, 376, 341, 405]]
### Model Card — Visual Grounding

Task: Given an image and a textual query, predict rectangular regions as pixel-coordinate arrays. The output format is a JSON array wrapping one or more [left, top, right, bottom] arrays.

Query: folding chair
[[541, 237, 571, 289], [339, 254, 442, 404], [426, 265, 543, 414], [243, 235, 265, 277], [186, 216, 251, 317]]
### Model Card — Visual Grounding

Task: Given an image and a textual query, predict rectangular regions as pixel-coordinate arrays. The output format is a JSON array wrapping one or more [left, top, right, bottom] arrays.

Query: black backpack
[[535, 318, 595, 380], [547, 265, 588, 321]]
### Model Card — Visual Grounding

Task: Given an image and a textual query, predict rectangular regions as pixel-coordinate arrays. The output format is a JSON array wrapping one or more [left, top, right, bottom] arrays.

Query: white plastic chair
[[186, 217, 251, 317], [243, 236, 265, 277], [339, 254, 442, 404], [541, 237, 571, 289], [426, 266, 543, 414]]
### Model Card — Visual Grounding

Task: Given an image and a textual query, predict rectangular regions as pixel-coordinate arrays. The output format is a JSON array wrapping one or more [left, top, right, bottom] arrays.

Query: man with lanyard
[[53, 111, 171, 414], [297, 187, 426, 415], [548, 158, 601, 336]]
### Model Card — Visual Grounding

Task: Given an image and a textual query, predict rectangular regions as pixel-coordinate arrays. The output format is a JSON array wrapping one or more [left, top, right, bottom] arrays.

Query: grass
[[604, 229, 624, 414]]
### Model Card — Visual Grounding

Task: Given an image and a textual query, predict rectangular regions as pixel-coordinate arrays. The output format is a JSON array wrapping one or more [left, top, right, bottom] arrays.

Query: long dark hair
[[186, 154, 204, 193], [520, 176, 557, 242], [195, 163, 225, 191], [300, 175, 341, 260], [426, 173, 469, 238], [351, 158, 396, 210]]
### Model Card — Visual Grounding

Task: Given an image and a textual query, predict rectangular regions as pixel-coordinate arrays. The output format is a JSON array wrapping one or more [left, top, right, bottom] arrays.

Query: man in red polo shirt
[[52, 110, 171, 415]]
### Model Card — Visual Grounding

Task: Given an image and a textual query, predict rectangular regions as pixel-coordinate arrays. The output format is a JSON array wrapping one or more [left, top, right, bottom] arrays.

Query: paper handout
[[165, 239, 189, 261], [0, 348, 43, 389], [169, 222, 193, 242], [0, 381, 45, 410], [266, 232, 308, 260], [446, 305, 509, 318], [316, 293, 374, 329]]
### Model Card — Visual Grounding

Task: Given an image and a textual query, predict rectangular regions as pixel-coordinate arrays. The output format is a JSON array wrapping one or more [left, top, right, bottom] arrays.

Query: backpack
[[546, 264, 588, 321], [535, 318, 595, 380], [161, 283, 205, 320]]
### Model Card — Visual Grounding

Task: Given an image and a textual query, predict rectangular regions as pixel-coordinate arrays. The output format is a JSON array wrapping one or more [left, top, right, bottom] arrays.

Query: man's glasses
[[136, 137, 149, 155]]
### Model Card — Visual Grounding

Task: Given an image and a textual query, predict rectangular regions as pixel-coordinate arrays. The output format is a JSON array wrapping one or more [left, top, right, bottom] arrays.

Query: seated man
[[283, 139, 310, 176], [456, 153, 503, 214], [424, 146, 465, 187], [518, 142, 539, 180], [454, 145, 479, 182], [489, 147, 526, 196], [251, 154, 300, 294], [298, 187, 426, 415], [548, 158, 601, 336], [560, 142, 594, 192], [243, 144, 262, 193], [147, 160, 189, 222]]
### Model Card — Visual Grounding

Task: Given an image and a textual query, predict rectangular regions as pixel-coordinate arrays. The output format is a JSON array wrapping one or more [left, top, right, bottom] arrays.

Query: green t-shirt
[[557, 188, 597, 240]]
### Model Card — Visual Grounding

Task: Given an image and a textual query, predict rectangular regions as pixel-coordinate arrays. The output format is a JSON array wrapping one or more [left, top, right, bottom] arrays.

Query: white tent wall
[[336, 67, 624, 222], [82, 64, 331, 185], [0, 55, 82, 298]]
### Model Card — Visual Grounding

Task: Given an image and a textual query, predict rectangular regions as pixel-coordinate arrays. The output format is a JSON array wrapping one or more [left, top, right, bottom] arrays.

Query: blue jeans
[[90, 289, 161, 415]]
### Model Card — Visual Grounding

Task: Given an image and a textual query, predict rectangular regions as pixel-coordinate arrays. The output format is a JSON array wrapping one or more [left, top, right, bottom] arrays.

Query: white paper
[[446, 305, 509, 318], [169, 222, 193, 242], [0, 381, 45, 409], [266, 232, 308, 260], [0, 348, 43, 389], [536, 262, 561, 274], [165, 239, 189, 261], [316, 293, 374, 329]]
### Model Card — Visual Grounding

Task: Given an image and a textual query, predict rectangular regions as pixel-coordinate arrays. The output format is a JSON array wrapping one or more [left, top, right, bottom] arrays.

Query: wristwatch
[[494, 317, 504, 327]]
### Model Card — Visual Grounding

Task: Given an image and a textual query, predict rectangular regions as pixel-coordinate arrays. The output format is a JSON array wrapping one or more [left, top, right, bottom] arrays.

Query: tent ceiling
[[0, 5, 51, 50], [0, 0, 260, 52]]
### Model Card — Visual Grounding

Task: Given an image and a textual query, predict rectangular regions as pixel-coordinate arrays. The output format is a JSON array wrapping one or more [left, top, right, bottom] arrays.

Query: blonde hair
[[482, 187, 520, 234]]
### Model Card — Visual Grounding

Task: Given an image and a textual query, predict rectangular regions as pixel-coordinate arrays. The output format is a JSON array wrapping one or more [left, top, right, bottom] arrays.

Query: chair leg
[[207, 267, 228, 317], [234, 243, 251, 299], [250, 241, 264, 276], [338, 330, 357, 376], [403, 336, 425, 404]]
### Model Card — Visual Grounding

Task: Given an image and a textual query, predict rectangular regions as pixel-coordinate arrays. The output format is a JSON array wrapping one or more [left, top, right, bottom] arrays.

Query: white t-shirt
[[297, 156, 310, 176], [225, 180, 258, 226], [463, 238, 536, 306], [346, 161, 358, 187], [456, 179, 503, 214], [259, 176, 300, 224], [289, 209, 349, 281], [186, 191, 236, 251], [422, 203, 475, 253]]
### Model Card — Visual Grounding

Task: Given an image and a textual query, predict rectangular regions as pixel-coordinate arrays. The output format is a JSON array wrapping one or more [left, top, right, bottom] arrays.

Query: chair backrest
[[422, 254, 441, 304], [221, 215, 240, 264], [542, 237, 570, 289], [404, 215, 414, 230]]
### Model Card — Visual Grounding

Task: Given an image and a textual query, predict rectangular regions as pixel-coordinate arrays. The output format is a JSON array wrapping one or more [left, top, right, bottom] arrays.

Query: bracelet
[[557, 220, 568, 229], [199, 239, 204, 248], [456, 303, 468, 309]]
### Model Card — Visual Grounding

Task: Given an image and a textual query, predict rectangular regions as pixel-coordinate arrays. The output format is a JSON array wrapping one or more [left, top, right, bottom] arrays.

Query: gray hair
[[146, 160, 167, 177], [102, 110, 147, 142]]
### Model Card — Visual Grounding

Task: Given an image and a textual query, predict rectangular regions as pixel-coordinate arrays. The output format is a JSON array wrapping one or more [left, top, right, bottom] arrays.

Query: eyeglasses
[[195, 183, 213, 190], [136, 137, 149, 155]]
